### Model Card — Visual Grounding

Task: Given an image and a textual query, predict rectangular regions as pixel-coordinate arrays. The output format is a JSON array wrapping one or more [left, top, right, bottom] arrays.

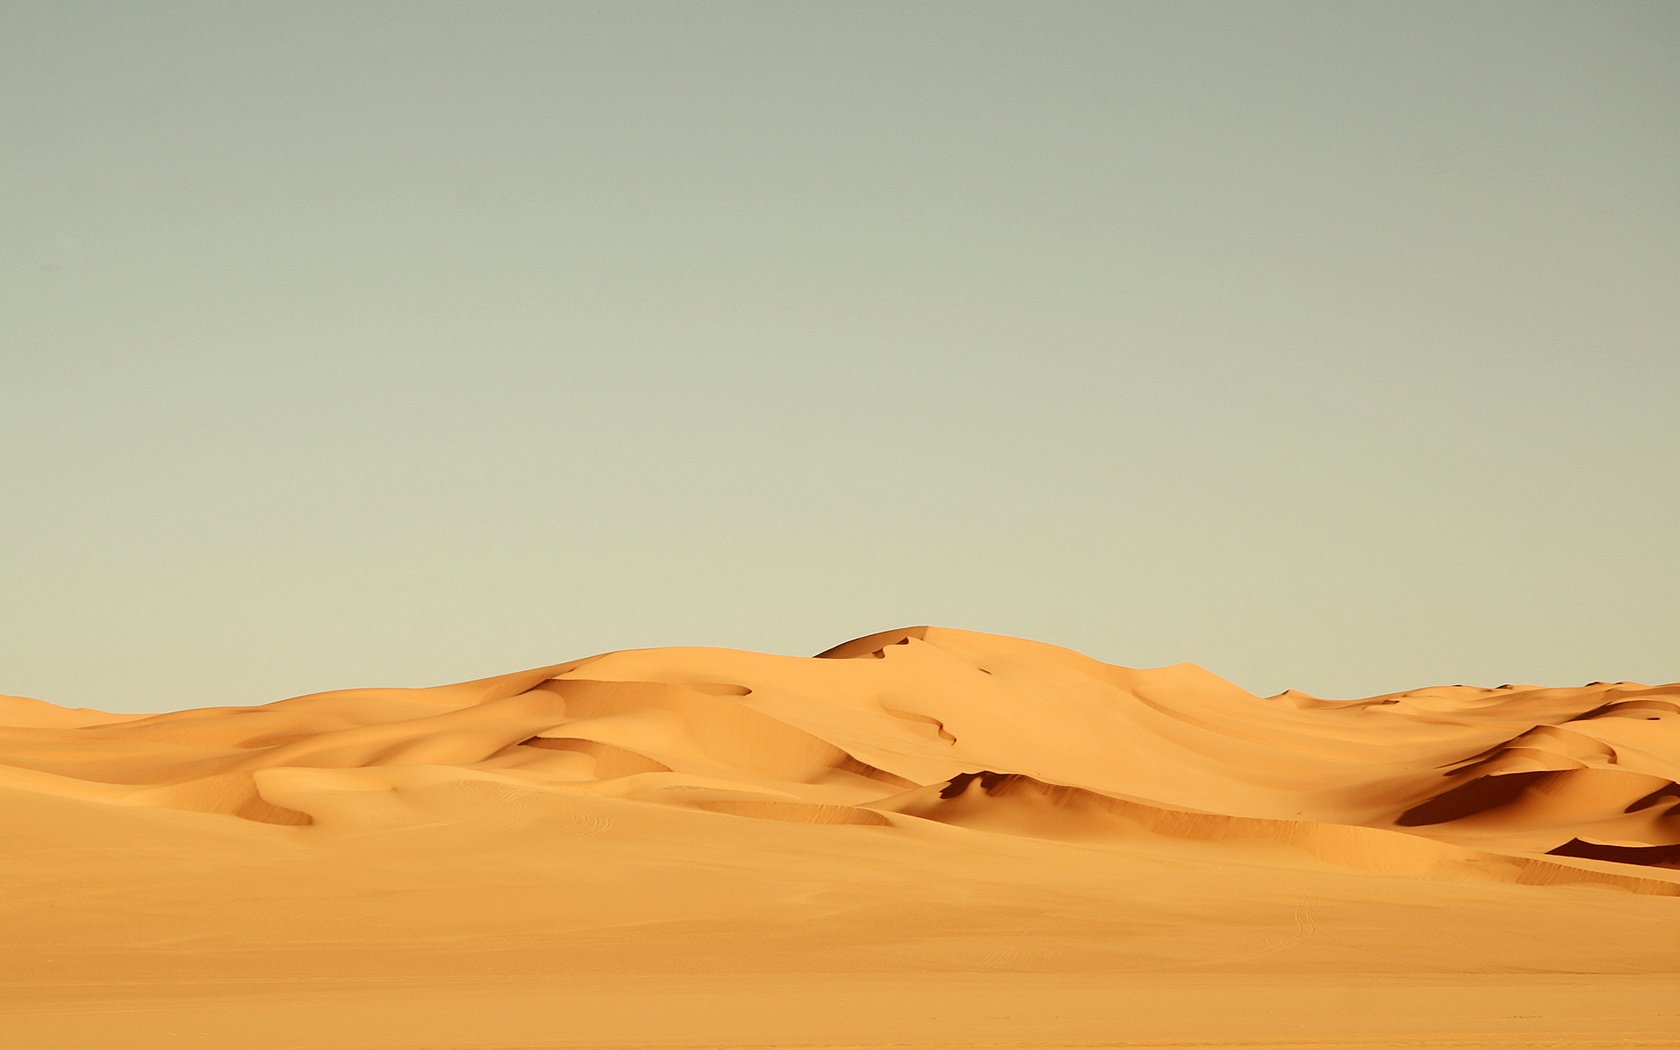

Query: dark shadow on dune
[[939, 770, 1019, 799], [1547, 838, 1680, 869], [1626, 784, 1680, 815], [1396, 771, 1553, 826], [813, 627, 929, 659]]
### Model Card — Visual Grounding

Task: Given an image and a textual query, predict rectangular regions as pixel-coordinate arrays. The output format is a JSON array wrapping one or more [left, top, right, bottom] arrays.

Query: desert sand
[[3, 626, 1677, 1049]]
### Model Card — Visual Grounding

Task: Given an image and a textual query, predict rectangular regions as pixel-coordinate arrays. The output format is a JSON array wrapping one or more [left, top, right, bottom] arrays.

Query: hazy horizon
[[5, 1, 1677, 713]]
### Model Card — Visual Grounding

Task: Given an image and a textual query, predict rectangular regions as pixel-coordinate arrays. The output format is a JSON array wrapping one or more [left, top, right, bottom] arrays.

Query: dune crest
[[7, 626, 1680, 1050], [5, 626, 1675, 883]]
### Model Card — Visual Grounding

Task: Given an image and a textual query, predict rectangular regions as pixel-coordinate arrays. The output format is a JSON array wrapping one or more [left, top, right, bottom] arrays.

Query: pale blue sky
[[4, 2, 1677, 712]]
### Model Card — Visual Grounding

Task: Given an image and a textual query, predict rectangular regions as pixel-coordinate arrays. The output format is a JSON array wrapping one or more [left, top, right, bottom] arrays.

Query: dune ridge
[[5, 627, 1679, 878], [6, 627, 1680, 1049]]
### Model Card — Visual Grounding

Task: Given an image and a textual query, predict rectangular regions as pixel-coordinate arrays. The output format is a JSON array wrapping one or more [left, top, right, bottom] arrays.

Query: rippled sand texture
[[4, 627, 1678, 1048]]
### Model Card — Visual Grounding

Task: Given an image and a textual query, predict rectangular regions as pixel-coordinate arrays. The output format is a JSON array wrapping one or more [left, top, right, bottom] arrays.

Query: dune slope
[[4, 626, 1679, 1049]]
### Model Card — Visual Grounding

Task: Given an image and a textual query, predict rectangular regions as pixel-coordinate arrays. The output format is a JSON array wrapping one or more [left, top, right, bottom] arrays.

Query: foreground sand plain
[[3, 626, 1678, 1049]]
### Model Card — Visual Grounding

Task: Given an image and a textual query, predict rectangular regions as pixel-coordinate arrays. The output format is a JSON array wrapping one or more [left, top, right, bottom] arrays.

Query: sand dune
[[4, 626, 1679, 1049]]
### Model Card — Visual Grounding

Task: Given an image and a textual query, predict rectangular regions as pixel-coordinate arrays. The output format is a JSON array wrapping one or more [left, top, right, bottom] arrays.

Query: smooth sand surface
[[4, 627, 1678, 1048]]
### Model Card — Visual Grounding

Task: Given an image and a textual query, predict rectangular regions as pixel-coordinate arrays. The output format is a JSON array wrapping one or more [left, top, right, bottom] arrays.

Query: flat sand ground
[[5, 628, 1677, 1048], [9, 974, 1679, 1049]]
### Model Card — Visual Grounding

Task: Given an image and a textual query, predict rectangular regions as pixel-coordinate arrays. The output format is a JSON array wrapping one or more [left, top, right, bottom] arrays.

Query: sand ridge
[[6, 627, 1676, 870], [4, 627, 1679, 1048]]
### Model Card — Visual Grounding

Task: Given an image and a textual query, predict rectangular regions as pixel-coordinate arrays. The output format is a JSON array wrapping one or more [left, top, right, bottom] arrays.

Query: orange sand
[[3, 627, 1677, 1048]]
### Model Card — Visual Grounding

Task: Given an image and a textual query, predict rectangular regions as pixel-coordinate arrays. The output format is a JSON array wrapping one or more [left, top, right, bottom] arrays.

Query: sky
[[4, 1, 1678, 713]]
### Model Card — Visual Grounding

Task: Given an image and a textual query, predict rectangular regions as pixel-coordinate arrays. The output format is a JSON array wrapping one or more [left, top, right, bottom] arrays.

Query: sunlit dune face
[[5, 628, 1679, 1048]]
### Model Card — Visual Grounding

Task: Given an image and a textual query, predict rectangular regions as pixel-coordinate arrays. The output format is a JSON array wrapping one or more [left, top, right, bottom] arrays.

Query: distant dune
[[5, 627, 1679, 1049]]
